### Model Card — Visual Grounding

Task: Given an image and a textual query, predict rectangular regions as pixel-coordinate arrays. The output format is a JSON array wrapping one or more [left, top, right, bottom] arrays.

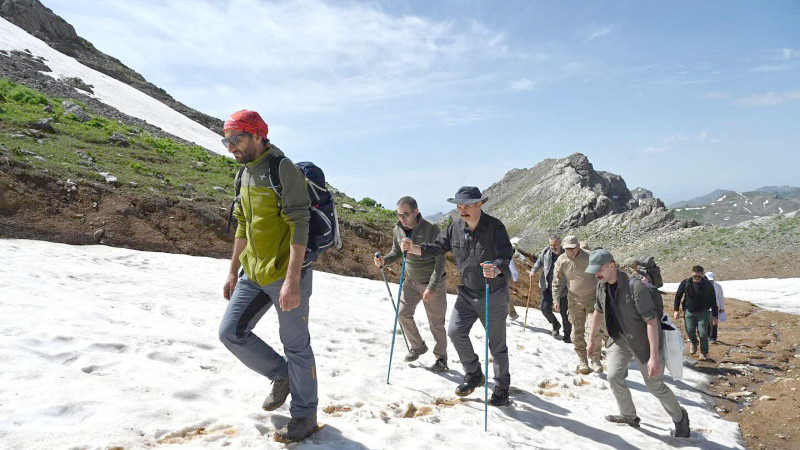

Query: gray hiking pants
[[448, 285, 510, 389], [399, 279, 448, 359], [606, 338, 683, 423], [219, 270, 317, 418]]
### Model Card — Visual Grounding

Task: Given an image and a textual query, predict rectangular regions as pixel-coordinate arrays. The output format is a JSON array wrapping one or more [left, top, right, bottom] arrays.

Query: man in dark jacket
[[374, 196, 447, 372], [674, 265, 718, 360], [587, 249, 690, 438], [402, 186, 513, 406], [529, 234, 571, 341]]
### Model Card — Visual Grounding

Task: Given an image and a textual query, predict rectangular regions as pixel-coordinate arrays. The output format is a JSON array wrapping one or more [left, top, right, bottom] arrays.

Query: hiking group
[[216, 109, 724, 442]]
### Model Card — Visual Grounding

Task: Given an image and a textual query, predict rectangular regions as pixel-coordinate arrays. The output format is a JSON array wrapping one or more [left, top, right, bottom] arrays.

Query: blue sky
[[42, 0, 800, 214]]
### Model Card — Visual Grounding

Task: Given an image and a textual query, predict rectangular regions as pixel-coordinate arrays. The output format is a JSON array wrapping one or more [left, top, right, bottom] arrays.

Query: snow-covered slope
[[663, 278, 800, 315], [0, 239, 743, 449], [0, 17, 223, 154]]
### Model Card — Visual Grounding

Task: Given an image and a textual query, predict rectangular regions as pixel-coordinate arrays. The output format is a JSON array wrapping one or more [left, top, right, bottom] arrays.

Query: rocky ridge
[[0, 0, 223, 133]]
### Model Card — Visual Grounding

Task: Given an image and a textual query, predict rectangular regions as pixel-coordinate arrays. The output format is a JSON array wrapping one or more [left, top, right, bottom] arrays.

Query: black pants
[[541, 288, 570, 336]]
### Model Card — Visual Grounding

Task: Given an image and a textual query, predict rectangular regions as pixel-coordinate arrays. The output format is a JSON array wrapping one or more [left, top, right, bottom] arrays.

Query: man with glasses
[[217, 110, 318, 442], [673, 265, 718, 360], [374, 196, 448, 372], [401, 186, 514, 406]]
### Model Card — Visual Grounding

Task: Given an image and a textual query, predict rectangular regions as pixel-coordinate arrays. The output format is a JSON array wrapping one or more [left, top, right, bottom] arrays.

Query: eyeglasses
[[691, 275, 702, 280], [221, 133, 251, 147], [396, 211, 414, 219]]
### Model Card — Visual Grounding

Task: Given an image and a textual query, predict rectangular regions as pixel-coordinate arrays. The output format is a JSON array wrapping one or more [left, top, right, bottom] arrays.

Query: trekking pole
[[523, 271, 533, 331], [375, 252, 410, 352], [386, 252, 408, 384], [483, 261, 492, 432]]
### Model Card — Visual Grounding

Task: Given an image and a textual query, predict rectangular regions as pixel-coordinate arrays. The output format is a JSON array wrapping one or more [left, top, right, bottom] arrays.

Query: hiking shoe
[[562, 336, 572, 344], [551, 329, 560, 338], [430, 357, 449, 372], [699, 353, 710, 361], [489, 387, 510, 406], [274, 413, 318, 442], [690, 344, 698, 355], [672, 408, 690, 438], [455, 370, 485, 397], [509, 310, 519, 320], [262, 377, 290, 411], [592, 358, 604, 374], [605, 414, 641, 428], [576, 360, 591, 375], [711, 339, 718, 344], [404, 345, 428, 362]]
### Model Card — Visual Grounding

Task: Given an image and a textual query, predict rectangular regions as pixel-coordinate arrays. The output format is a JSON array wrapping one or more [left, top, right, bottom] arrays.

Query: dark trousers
[[708, 322, 718, 341], [541, 288, 570, 336], [448, 285, 510, 389]]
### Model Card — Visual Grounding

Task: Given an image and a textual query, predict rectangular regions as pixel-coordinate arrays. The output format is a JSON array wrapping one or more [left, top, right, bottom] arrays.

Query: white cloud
[[780, 48, 797, 60], [704, 91, 730, 100], [509, 78, 536, 91], [639, 130, 716, 155], [734, 91, 800, 107], [583, 25, 613, 43], [53, 0, 509, 119]]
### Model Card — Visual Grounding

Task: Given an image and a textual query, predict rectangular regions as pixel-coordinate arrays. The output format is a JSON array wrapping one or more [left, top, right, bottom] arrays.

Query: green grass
[[0, 77, 238, 202]]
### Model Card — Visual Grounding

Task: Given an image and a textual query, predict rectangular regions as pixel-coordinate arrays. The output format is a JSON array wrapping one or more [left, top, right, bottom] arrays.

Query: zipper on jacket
[[244, 165, 261, 262]]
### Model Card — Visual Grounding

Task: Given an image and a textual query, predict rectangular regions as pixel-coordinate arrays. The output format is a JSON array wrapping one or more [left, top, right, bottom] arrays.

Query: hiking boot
[[509, 310, 519, 320], [576, 360, 591, 375], [455, 370, 485, 397], [430, 357, 449, 372], [672, 408, 690, 438], [274, 413, 318, 442], [404, 345, 428, 362], [592, 358, 603, 374], [262, 377, 290, 411], [700, 353, 710, 361], [690, 343, 698, 355], [562, 336, 572, 344], [605, 414, 641, 428], [489, 386, 510, 406]]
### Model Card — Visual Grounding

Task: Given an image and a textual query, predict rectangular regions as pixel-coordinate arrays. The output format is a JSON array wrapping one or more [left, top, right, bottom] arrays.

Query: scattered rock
[[42, 104, 53, 112], [62, 101, 90, 122], [213, 186, 226, 193], [27, 118, 55, 132], [25, 128, 43, 139], [93, 228, 105, 243], [342, 203, 354, 210], [109, 133, 130, 147], [97, 172, 118, 186], [759, 395, 776, 401], [63, 77, 94, 94], [194, 161, 206, 169]]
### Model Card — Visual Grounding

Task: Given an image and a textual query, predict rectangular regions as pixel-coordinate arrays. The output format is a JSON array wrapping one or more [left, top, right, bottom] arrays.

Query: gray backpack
[[635, 255, 663, 288]]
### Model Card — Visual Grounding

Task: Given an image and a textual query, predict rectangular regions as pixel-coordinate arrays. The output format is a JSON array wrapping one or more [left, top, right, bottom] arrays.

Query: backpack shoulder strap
[[226, 165, 247, 235], [267, 154, 286, 195]]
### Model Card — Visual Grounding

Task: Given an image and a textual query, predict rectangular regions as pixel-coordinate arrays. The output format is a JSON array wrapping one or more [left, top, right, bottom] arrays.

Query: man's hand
[[223, 272, 238, 301], [673, 310, 681, 320], [400, 238, 421, 255], [553, 301, 560, 313], [646, 356, 660, 378], [480, 262, 498, 279], [711, 316, 718, 326], [374, 256, 385, 268], [280, 280, 301, 311], [422, 288, 434, 302], [587, 342, 595, 359]]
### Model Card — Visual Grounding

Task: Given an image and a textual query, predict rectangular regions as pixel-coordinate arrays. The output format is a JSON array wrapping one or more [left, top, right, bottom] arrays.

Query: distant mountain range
[[424, 212, 445, 222], [669, 186, 800, 225]]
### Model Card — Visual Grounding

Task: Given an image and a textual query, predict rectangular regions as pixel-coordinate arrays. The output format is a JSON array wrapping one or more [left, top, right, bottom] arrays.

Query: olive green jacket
[[233, 145, 310, 286]]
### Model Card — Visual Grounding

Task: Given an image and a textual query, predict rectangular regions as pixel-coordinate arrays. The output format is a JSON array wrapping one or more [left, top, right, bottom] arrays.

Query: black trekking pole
[[483, 261, 491, 432], [375, 252, 410, 352]]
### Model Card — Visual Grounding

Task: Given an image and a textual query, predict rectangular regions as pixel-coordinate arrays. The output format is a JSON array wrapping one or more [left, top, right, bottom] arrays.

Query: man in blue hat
[[586, 249, 690, 438], [402, 186, 514, 406]]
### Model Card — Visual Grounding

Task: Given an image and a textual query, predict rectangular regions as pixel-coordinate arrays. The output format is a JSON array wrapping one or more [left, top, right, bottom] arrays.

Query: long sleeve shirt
[[674, 277, 719, 316], [419, 211, 513, 296], [382, 215, 446, 291]]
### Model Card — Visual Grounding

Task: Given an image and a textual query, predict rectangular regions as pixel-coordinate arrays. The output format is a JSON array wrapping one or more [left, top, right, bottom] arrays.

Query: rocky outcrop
[[482, 153, 699, 254], [0, 0, 223, 133]]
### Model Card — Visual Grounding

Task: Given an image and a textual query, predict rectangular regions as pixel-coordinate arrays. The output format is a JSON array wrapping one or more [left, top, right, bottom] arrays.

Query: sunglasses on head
[[221, 132, 251, 147]]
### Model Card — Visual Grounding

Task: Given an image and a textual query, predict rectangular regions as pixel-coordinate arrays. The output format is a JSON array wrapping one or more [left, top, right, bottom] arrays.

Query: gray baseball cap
[[562, 235, 579, 249], [586, 249, 614, 274]]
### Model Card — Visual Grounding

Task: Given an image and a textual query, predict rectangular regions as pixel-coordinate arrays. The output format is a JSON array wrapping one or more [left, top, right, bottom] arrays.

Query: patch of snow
[[0, 239, 745, 449], [779, 207, 784, 214], [716, 195, 727, 202], [664, 278, 800, 315], [0, 18, 224, 154], [685, 207, 706, 211]]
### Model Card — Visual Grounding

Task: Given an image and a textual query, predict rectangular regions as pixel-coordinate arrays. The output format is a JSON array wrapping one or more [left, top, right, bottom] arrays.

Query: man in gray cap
[[552, 235, 602, 374], [402, 186, 514, 406], [586, 249, 690, 438]]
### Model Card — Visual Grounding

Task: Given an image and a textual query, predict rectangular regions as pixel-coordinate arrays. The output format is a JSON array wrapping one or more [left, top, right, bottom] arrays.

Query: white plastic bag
[[718, 311, 727, 322], [661, 315, 684, 380]]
